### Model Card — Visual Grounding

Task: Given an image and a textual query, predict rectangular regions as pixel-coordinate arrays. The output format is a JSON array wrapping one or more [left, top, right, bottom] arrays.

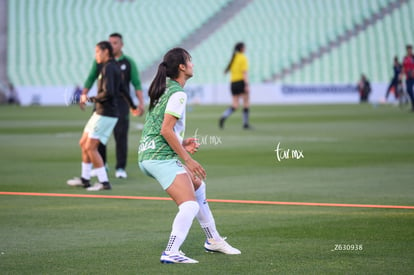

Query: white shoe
[[86, 182, 112, 191], [115, 169, 127, 179], [67, 177, 85, 187], [160, 251, 198, 264], [204, 237, 241, 254]]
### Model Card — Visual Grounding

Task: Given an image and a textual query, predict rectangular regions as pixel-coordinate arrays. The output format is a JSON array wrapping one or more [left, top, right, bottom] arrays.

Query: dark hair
[[148, 48, 191, 111], [109, 32, 123, 40], [96, 41, 114, 59], [407, 44, 413, 50], [224, 42, 245, 74]]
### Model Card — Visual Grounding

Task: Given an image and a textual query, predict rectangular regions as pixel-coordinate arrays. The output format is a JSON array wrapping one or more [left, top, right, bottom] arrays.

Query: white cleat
[[86, 182, 112, 191], [204, 237, 241, 254], [160, 251, 198, 264], [115, 169, 127, 179], [67, 177, 85, 187]]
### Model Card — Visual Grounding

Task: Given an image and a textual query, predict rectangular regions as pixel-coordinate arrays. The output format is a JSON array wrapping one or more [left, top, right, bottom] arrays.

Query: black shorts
[[231, 80, 246, 96]]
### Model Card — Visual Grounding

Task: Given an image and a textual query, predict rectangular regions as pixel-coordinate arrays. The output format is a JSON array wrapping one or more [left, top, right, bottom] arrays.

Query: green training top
[[138, 79, 187, 161]]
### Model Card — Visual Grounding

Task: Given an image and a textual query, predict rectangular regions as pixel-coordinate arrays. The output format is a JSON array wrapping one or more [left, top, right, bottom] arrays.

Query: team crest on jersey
[[176, 160, 183, 167], [120, 64, 127, 70]]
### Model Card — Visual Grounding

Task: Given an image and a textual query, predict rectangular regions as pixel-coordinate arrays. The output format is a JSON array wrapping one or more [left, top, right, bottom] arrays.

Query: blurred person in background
[[67, 41, 121, 191], [83, 33, 144, 179], [72, 85, 82, 104], [7, 83, 20, 105], [384, 56, 402, 102], [219, 42, 251, 129], [358, 74, 371, 103], [401, 44, 414, 111]]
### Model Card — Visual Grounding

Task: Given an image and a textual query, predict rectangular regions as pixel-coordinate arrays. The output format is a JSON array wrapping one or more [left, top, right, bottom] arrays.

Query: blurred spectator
[[358, 74, 371, 103], [384, 56, 402, 101], [72, 85, 82, 104], [401, 44, 414, 111], [7, 83, 20, 105]]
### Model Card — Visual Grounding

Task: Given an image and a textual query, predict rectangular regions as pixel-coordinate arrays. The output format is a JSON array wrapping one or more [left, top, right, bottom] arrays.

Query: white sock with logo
[[195, 182, 222, 241], [165, 200, 199, 253]]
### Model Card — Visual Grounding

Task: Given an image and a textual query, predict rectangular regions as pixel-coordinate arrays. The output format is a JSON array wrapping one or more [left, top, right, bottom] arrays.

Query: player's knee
[[179, 200, 199, 216], [79, 134, 88, 148], [83, 139, 98, 153]]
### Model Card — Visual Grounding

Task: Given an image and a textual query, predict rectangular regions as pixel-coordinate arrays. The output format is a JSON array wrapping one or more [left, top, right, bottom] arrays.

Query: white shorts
[[83, 112, 118, 145], [139, 159, 187, 190]]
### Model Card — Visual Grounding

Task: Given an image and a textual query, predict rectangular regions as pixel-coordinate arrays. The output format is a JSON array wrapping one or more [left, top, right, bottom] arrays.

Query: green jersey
[[138, 79, 187, 161]]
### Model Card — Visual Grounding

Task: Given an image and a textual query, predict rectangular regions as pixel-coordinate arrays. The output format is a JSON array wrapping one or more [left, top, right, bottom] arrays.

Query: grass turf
[[0, 104, 413, 274]]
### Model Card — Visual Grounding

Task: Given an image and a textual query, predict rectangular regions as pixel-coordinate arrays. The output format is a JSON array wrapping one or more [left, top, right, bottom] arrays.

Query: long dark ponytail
[[148, 48, 191, 111], [224, 42, 245, 74]]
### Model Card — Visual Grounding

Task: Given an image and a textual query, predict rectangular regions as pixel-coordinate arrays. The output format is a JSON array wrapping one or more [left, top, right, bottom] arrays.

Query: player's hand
[[131, 106, 145, 117], [185, 158, 206, 180], [131, 108, 140, 117], [138, 104, 145, 117], [183, 138, 200, 154], [79, 94, 88, 110]]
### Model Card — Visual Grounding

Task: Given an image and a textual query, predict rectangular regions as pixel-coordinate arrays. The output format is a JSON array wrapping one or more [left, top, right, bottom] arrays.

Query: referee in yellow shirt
[[219, 42, 251, 129]]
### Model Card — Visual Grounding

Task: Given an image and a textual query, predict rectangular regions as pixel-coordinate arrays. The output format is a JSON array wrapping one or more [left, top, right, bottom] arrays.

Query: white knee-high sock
[[81, 162, 92, 180], [195, 182, 222, 241], [165, 200, 199, 253], [95, 167, 108, 183]]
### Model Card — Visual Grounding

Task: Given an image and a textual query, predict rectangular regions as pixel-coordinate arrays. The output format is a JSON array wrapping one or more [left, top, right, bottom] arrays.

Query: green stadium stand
[[190, 0, 412, 84], [6, 0, 413, 86], [283, 0, 412, 84], [7, 0, 231, 86]]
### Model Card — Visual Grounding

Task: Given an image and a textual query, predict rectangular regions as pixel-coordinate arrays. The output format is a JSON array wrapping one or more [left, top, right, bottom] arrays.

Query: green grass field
[[0, 104, 413, 274]]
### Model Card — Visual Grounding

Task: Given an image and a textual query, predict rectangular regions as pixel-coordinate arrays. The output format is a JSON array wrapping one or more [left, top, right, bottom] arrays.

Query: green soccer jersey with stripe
[[138, 78, 187, 161]]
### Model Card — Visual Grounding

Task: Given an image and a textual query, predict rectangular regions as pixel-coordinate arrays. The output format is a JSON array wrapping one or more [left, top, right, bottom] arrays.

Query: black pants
[[98, 97, 130, 169], [385, 78, 398, 99], [406, 78, 414, 109]]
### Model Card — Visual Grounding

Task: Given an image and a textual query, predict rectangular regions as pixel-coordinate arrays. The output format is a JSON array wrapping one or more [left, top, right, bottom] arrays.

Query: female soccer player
[[219, 42, 251, 129], [67, 41, 121, 191], [138, 48, 241, 264]]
